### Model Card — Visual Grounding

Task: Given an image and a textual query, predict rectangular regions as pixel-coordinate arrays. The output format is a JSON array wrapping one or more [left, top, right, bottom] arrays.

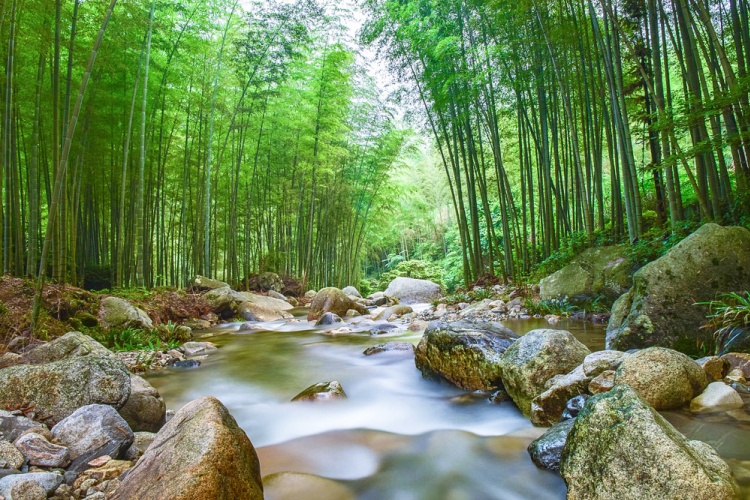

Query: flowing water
[[145, 311, 750, 499]]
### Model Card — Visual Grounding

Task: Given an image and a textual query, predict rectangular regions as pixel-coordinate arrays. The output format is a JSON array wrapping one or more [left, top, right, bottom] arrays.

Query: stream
[[145, 310, 750, 499]]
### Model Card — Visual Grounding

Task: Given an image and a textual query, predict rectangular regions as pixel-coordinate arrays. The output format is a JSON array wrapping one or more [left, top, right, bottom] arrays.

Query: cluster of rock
[[0, 331, 263, 500], [414, 322, 747, 498]]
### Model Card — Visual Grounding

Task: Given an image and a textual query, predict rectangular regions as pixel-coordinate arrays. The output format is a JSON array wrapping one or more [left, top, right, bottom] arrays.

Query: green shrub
[[89, 326, 180, 352]]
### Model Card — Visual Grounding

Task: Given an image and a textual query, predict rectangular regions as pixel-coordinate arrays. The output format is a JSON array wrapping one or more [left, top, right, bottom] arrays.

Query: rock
[[696, 356, 730, 382], [51, 405, 134, 473], [202, 287, 237, 318], [715, 326, 750, 356], [99, 297, 153, 330], [252, 272, 283, 292], [384, 277, 443, 304], [11, 479, 46, 500], [690, 382, 744, 413], [415, 321, 519, 392], [13, 432, 69, 468], [74, 459, 132, 486], [0, 353, 22, 369], [540, 245, 632, 305], [22, 331, 112, 365], [315, 312, 343, 326], [0, 473, 63, 499], [236, 292, 294, 313], [528, 418, 575, 471], [581, 350, 628, 377], [498, 329, 590, 417], [132, 432, 156, 454], [368, 323, 398, 336], [0, 441, 24, 470], [305, 290, 317, 298], [111, 397, 262, 500], [118, 375, 166, 433], [173, 360, 200, 369], [345, 309, 361, 318], [457, 299, 494, 317], [182, 342, 217, 357], [363, 342, 414, 356], [341, 286, 362, 298], [588, 370, 615, 394], [237, 302, 286, 322], [606, 223, 750, 355], [560, 385, 739, 499], [307, 288, 368, 322], [0, 412, 42, 443], [408, 320, 429, 332], [721, 352, 750, 379], [183, 319, 211, 331], [531, 366, 590, 426], [373, 305, 413, 321], [726, 368, 746, 384], [0, 357, 131, 422], [267, 290, 288, 301], [263, 472, 354, 500], [614, 347, 708, 410], [561, 394, 590, 420], [291, 382, 347, 402], [190, 275, 230, 291]]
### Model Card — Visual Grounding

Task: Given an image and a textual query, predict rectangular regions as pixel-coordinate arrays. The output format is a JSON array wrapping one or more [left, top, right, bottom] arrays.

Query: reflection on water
[[145, 313, 750, 498]]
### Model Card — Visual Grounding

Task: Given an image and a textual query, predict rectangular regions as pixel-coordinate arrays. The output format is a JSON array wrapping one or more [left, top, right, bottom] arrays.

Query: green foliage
[[440, 287, 496, 306], [377, 259, 444, 290], [702, 292, 750, 331], [628, 221, 699, 267], [89, 326, 180, 353], [525, 298, 576, 317]]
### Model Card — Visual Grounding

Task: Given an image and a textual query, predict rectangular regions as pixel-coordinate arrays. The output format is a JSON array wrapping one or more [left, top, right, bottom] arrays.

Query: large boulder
[[237, 302, 287, 322], [22, 331, 112, 365], [560, 385, 739, 499], [118, 375, 166, 432], [236, 292, 294, 312], [606, 223, 750, 355], [540, 245, 632, 304], [384, 277, 443, 304], [99, 297, 154, 330], [190, 275, 230, 291], [0, 357, 131, 422], [202, 286, 238, 318], [307, 288, 368, 321], [112, 397, 262, 500], [614, 347, 708, 410], [414, 321, 518, 391], [498, 329, 590, 417], [52, 404, 134, 472]]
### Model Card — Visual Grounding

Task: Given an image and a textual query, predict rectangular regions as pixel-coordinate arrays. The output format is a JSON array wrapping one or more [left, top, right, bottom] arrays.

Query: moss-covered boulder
[[540, 245, 632, 305], [560, 385, 739, 499], [498, 329, 590, 417], [99, 296, 154, 330], [0, 357, 131, 422], [112, 397, 262, 500], [307, 287, 368, 321], [606, 223, 750, 355], [22, 331, 112, 365], [414, 321, 518, 391], [615, 347, 708, 410], [190, 275, 230, 291]]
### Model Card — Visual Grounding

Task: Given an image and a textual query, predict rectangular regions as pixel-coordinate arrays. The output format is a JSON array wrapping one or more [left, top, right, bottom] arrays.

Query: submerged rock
[[373, 305, 413, 321], [307, 288, 368, 322], [384, 277, 443, 305], [614, 347, 708, 410], [112, 397, 262, 500], [0, 357, 131, 422], [606, 223, 750, 355], [315, 312, 343, 326], [415, 321, 518, 392], [363, 342, 414, 356], [291, 382, 347, 402], [528, 418, 575, 471], [498, 329, 590, 417], [560, 385, 739, 499]]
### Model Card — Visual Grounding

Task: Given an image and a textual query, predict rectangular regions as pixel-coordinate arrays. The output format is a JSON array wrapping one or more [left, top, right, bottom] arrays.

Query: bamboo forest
[[1, 0, 750, 498]]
